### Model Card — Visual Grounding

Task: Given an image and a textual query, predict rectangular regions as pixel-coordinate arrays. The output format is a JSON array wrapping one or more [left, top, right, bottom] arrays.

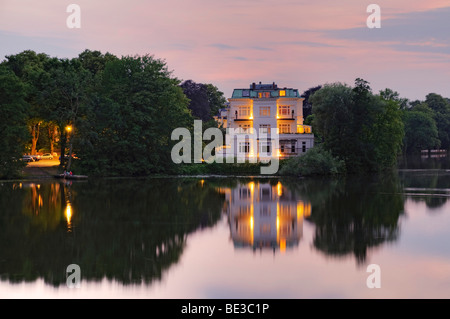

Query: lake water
[[1, 153, 450, 299]]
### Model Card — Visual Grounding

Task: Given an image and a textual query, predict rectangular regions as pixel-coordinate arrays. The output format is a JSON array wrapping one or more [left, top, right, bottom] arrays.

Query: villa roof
[[231, 82, 300, 99]]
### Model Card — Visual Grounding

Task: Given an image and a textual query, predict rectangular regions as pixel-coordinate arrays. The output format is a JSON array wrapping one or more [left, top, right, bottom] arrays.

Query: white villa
[[215, 82, 314, 160]]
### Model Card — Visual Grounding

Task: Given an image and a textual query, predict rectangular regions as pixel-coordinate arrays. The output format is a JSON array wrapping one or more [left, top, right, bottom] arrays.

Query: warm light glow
[[65, 125, 72, 132], [279, 90, 286, 97], [280, 239, 286, 252], [297, 201, 304, 219], [277, 182, 282, 197], [305, 203, 311, 218], [65, 202, 73, 231], [200, 179, 205, 187], [250, 216, 254, 231], [249, 181, 255, 195]]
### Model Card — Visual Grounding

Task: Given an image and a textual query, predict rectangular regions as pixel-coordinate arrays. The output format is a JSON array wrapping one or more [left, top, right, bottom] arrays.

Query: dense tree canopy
[[0, 65, 29, 178], [180, 79, 226, 122], [1, 50, 198, 177], [310, 79, 404, 173]]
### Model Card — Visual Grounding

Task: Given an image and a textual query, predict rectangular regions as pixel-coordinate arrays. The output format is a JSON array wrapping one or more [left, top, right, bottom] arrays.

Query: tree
[[74, 54, 193, 176], [0, 65, 29, 178], [2, 50, 50, 155], [301, 85, 322, 118], [180, 80, 210, 121], [425, 93, 450, 149], [402, 104, 440, 154], [379, 88, 409, 109], [180, 80, 226, 122], [78, 49, 118, 76], [310, 79, 405, 173], [39, 57, 92, 170], [205, 83, 227, 119]]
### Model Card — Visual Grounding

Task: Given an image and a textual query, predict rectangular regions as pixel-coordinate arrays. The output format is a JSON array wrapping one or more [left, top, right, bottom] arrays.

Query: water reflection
[[0, 179, 225, 287], [308, 176, 404, 265], [0, 172, 439, 291], [223, 180, 311, 253], [399, 170, 450, 210]]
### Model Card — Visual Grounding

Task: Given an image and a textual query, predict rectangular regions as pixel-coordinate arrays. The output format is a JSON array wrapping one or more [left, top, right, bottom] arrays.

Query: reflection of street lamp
[[65, 124, 74, 171]]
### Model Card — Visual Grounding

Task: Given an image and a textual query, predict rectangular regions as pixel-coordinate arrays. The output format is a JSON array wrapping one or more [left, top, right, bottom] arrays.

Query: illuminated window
[[278, 105, 290, 116], [238, 106, 251, 117], [258, 92, 270, 98], [278, 124, 290, 134], [259, 106, 270, 116], [279, 90, 286, 97]]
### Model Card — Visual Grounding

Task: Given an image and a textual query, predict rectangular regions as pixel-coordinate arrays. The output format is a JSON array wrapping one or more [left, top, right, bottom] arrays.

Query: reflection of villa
[[216, 82, 314, 160], [220, 181, 311, 252]]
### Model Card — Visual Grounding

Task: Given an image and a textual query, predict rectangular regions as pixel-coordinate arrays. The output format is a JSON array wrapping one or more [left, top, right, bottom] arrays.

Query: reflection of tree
[[21, 182, 65, 230], [285, 175, 404, 265], [0, 178, 224, 286], [398, 151, 450, 170], [399, 170, 450, 210]]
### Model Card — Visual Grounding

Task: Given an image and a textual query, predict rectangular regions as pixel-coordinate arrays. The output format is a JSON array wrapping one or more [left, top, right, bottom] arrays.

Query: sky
[[1, 0, 449, 101]]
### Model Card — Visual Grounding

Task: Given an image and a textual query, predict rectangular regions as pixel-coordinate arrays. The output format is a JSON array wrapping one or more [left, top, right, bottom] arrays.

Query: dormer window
[[279, 90, 286, 97]]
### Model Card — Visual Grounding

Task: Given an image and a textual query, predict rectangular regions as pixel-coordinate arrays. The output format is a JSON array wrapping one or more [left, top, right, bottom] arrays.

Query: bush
[[279, 145, 346, 176]]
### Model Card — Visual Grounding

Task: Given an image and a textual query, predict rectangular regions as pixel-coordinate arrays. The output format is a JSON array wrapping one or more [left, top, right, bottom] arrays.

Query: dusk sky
[[1, 0, 449, 101]]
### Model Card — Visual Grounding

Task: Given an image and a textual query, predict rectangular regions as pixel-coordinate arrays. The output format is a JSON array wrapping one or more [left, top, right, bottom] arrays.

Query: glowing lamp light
[[65, 125, 73, 132]]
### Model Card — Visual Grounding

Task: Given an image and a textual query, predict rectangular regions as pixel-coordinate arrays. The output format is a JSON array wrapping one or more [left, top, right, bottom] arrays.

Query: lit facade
[[218, 82, 314, 160]]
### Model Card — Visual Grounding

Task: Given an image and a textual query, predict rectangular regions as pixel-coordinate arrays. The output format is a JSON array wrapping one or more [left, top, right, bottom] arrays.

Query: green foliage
[[0, 65, 29, 178], [180, 80, 226, 122], [425, 93, 450, 150], [402, 106, 440, 154], [310, 79, 405, 173], [279, 145, 346, 176], [74, 54, 193, 176]]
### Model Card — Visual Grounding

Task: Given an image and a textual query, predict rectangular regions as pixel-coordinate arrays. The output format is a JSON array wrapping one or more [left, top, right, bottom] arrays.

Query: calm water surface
[[1, 154, 450, 299]]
